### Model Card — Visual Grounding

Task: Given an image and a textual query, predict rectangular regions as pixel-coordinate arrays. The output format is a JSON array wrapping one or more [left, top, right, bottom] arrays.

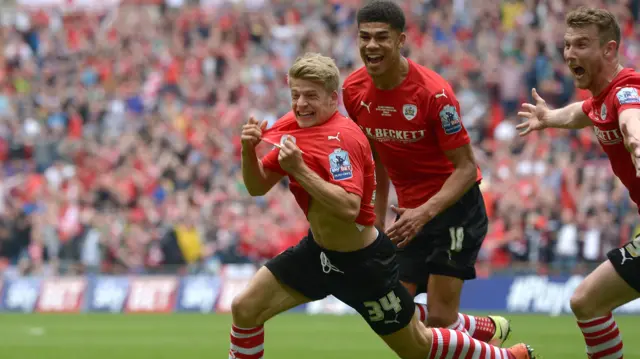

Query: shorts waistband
[[307, 228, 385, 260]]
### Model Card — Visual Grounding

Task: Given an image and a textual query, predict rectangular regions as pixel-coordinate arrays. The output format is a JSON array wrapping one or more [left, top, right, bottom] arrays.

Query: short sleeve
[[428, 88, 471, 151], [341, 84, 358, 122], [582, 98, 593, 114], [260, 148, 286, 175], [319, 137, 365, 198], [614, 86, 640, 114]]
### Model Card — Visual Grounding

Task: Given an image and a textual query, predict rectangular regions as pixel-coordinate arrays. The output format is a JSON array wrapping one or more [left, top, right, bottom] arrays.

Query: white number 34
[[449, 226, 464, 252], [364, 291, 403, 322]]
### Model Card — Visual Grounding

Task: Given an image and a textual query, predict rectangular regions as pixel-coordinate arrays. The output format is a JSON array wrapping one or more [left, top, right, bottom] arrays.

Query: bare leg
[[229, 267, 311, 359], [570, 260, 638, 359]]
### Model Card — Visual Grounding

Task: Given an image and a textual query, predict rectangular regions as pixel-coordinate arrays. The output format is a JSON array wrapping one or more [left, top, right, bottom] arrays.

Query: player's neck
[[371, 57, 409, 90], [589, 63, 624, 96]]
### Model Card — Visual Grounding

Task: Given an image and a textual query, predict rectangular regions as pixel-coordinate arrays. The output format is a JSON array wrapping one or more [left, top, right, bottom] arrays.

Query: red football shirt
[[260, 111, 376, 226], [343, 58, 482, 208], [582, 68, 640, 211]]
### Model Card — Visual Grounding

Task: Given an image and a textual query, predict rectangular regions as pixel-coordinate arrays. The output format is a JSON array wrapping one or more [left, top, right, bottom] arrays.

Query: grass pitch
[[0, 313, 637, 358]]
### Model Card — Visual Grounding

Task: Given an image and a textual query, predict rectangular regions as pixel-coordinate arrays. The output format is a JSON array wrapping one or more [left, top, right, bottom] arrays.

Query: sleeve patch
[[439, 105, 462, 135], [328, 148, 353, 181], [616, 87, 640, 105]]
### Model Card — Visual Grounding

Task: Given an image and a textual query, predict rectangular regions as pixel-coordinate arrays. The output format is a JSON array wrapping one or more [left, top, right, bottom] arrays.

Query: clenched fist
[[241, 116, 268, 149]]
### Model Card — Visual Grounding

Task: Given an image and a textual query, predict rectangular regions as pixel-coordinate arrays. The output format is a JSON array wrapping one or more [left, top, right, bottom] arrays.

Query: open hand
[[516, 88, 551, 136], [386, 205, 432, 248]]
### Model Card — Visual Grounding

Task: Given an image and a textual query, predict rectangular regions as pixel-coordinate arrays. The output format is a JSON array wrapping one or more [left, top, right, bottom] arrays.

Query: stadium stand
[[0, 0, 639, 278]]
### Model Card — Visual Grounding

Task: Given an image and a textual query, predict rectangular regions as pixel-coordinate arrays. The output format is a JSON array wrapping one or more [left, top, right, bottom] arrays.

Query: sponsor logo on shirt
[[593, 127, 623, 145], [358, 126, 426, 143]]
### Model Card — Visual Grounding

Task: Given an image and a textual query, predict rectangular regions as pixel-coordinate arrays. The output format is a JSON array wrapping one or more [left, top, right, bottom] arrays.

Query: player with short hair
[[230, 52, 535, 359], [342, 0, 510, 346], [517, 7, 640, 359]]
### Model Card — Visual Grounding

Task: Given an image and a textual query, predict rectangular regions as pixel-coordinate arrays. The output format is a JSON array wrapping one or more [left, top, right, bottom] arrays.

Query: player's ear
[[604, 40, 617, 59], [331, 90, 338, 106], [397, 32, 406, 50]]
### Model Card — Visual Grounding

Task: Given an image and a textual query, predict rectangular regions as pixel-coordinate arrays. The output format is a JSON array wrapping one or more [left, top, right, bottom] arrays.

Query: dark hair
[[357, 0, 406, 32], [566, 7, 621, 51]]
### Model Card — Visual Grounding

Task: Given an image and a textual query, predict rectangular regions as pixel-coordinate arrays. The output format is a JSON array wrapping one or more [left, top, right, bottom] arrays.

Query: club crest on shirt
[[600, 103, 607, 121], [616, 87, 640, 105], [439, 105, 461, 135], [402, 104, 418, 121], [328, 148, 352, 181], [280, 134, 296, 146]]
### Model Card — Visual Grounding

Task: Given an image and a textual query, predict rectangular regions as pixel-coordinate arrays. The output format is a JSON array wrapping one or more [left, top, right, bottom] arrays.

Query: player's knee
[[570, 282, 598, 319], [384, 321, 431, 359], [231, 292, 261, 327], [425, 300, 458, 328]]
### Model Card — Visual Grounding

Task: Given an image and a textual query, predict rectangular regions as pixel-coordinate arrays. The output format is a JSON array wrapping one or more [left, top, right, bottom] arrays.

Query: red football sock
[[415, 304, 496, 342], [577, 313, 623, 358], [459, 313, 496, 342], [428, 328, 514, 359], [229, 325, 264, 359]]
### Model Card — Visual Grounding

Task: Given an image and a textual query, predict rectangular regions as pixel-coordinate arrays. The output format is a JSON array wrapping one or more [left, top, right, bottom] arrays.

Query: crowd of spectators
[[0, 0, 639, 277]]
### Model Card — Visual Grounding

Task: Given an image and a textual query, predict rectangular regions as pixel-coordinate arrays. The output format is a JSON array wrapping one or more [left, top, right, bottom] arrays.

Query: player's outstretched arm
[[517, 88, 591, 136], [241, 117, 283, 196]]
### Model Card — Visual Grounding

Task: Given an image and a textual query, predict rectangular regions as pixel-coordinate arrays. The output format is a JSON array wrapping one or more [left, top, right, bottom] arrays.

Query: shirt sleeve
[[582, 98, 593, 114], [341, 83, 358, 122], [614, 86, 640, 114], [427, 88, 471, 151], [318, 135, 365, 198], [260, 148, 286, 175]]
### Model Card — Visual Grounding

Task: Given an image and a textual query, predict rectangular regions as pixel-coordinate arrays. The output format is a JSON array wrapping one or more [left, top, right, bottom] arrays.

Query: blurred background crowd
[[0, 0, 639, 277]]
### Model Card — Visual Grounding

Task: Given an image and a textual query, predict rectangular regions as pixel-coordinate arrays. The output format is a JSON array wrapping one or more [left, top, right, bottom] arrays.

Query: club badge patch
[[402, 104, 418, 121], [280, 134, 296, 146], [601, 103, 607, 121], [616, 87, 640, 105], [328, 148, 352, 181], [439, 104, 462, 135]]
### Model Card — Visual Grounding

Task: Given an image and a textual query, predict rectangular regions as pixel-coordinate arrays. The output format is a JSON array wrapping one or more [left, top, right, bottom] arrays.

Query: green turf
[[0, 313, 636, 358]]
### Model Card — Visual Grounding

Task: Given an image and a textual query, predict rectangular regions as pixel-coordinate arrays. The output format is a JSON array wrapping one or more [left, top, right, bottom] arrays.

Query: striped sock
[[415, 304, 494, 340], [229, 325, 264, 359], [577, 313, 623, 358], [428, 328, 515, 359], [416, 303, 427, 322], [447, 317, 468, 334], [459, 313, 495, 342]]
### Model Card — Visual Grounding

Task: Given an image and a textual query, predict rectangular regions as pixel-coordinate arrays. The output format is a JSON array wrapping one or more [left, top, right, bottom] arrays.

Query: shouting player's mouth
[[571, 65, 586, 79], [366, 54, 384, 65]]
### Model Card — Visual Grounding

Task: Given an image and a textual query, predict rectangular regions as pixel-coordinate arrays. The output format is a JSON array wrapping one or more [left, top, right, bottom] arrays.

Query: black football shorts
[[607, 235, 640, 293], [265, 229, 415, 335], [396, 183, 488, 294]]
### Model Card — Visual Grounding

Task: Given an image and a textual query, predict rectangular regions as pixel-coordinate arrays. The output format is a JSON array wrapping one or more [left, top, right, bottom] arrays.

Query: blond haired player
[[229, 53, 535, 359]]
